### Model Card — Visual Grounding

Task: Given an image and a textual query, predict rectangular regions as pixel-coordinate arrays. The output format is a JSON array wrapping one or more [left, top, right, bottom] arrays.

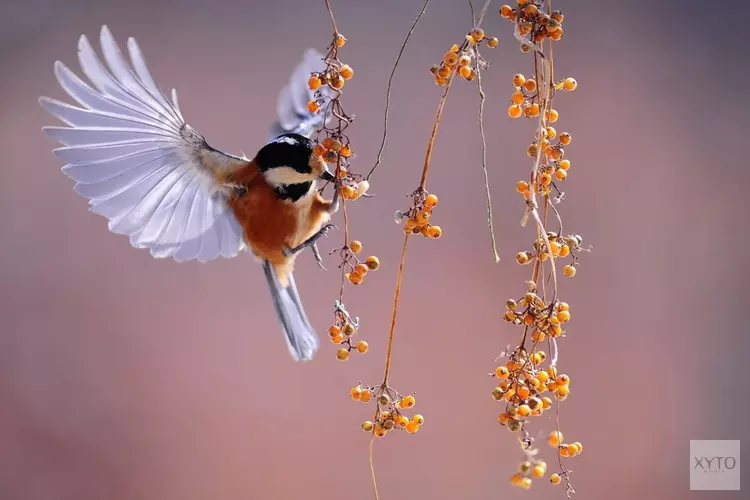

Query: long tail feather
[[261, 260, 319, 361]]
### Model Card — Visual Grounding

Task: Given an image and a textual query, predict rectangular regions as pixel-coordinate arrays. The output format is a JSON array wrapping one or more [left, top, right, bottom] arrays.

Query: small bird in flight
[[39, 25, 339, 362]]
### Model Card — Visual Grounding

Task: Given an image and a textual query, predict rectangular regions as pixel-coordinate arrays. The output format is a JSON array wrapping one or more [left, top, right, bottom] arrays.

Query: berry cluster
[[514, 232, 585, 279], [500, 2, 566, 46], [494, 1, 586, 495], [354, 385, 424, 437], [429, 28, 498, 86], [306, 25, 381, 362], [395, 191, 442, 240]]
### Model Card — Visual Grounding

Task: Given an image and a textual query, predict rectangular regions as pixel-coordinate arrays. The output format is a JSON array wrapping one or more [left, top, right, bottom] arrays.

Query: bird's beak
[[319, 168, 335, 182]]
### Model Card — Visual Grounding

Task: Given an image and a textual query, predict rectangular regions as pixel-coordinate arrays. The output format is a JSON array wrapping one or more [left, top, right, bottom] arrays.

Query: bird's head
[[256, 134, 334, 195]]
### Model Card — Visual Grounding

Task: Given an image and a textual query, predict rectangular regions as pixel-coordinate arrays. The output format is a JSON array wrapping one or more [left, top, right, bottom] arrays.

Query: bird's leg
[[327, 181, 340, 214], [311, 243, 327, 271], [282, 223, 337, 257]]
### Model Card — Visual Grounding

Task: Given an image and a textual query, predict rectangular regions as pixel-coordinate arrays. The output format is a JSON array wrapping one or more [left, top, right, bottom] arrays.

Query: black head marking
[[274, 181, 313, 202], [256, 133, 315, 174]]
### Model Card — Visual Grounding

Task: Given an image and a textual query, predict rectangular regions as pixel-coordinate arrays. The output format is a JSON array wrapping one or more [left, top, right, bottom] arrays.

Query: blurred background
[[1, 0, 748, 499]]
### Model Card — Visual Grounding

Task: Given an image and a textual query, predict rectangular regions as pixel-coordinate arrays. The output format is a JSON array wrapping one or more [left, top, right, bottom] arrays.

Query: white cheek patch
[[264, 166, 314, 186]]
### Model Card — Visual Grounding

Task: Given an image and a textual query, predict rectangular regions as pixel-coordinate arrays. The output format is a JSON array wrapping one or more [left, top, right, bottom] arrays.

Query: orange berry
[[496, 366, 510, 378], [458, 65, 473, 79], [365, 256, 380, 271], [405, 421, 419, 434], [556, 386, 570, 399], [458, 55, 472, 67], [354, 263, 369, 276], [339, 64, 354, 80], [548, 430, 564, 447], [400, 395, 416, 408], [542, 396, 553, 409], [330, 75, 345, 90], [556, 374, 570, 386], [350, 387, 362, 400], [362, 420, 374, 432], [512, 74, 526, 87], [527, 103, 540, 117], [516, 252, 531, 264], [335, 34, 347, 47], [328, 325, 341, 337], [517, 405, 531, 417], [532, 465, 546, 478], [559, 132, 572, 145], [487, 37, 499, 48], [312, 144, 327, 157], [349, 240, 363, 253], [395, 415, 409, 428], [331, 334, 344, 344], [470, 28, 485, 42], [559, 159, 571, 170], [435, 76, 449, 86], [550, 27, 564, 41], [437, 65, 452, 78], [425, 226, 442, 239], [547, 109, 560, 122], [412, 414, 424, 426], [443, 52, 459, 66], [531, 330, 546, 342], [511, 91, 525, 105], [341, 185, 356, 200], [523, 79, 537, 92], [549, 241, 562, 256], [336, 348, 350, 360], [355, 340, 369, 353], [555, 169, 567, 181], [425, 193, 439, 207], [563, 265, 576, 277], [322, 137, 335, 149], [550, 473, 562, 485], [546, 126, 557, 139], [516, 180, 529, 193], [308, 76, 322, 90], [527, 143, 539, 158], [347, 272, 363, 285], [337, 166, 348, 178], [574, 442, 583, 454], [556, 310, 571, 322], [539, 173, 552, 186], [500, 4, 513, 17], [373, 425, 387, 437], [517, 386, 530, 399], [563, 77, 578, 91], [508, 104, 523, 118], [339, 145, 352, 158], [360, 390, 372, 402]]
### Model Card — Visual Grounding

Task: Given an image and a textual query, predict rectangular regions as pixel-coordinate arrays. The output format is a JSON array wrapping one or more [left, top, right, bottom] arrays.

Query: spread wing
[[268, 48, 333, 141], [40, 25, 248, 263]]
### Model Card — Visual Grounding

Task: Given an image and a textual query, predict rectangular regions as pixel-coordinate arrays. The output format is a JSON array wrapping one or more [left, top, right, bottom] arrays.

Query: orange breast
[[225, 163, 333, 284]]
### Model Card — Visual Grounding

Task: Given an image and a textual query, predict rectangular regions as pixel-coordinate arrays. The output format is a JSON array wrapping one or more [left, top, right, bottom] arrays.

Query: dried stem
[[475, 63, 500, 263], [324, 0, 339, 35], [381, 233, 409, 384], [419, 72, 455, 189]]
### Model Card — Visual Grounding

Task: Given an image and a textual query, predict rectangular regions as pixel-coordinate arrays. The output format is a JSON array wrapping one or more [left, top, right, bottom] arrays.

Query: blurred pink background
[[1, 0, 748, 499]]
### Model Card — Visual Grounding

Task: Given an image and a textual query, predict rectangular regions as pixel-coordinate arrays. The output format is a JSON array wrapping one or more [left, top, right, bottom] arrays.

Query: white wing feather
[[269, 49, 333, 141], [40, 25, 247, 263]]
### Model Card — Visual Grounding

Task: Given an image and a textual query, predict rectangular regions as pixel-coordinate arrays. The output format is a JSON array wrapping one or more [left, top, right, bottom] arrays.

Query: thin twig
[[369, 433, 379, 500], [475, 63, 500, 263], [324, 0, 339, 34], [382, 233, 409, 384], [419, 72, 455, 189], [366, 0, 431, 181], [476, 0, 493, 26]]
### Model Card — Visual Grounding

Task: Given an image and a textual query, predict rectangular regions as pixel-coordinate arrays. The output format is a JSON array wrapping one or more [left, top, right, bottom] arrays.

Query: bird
[[38, 25, 340, 362]]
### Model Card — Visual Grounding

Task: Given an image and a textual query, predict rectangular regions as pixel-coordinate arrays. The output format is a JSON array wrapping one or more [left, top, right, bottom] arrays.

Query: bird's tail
[[261, 260, 319, 361]]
